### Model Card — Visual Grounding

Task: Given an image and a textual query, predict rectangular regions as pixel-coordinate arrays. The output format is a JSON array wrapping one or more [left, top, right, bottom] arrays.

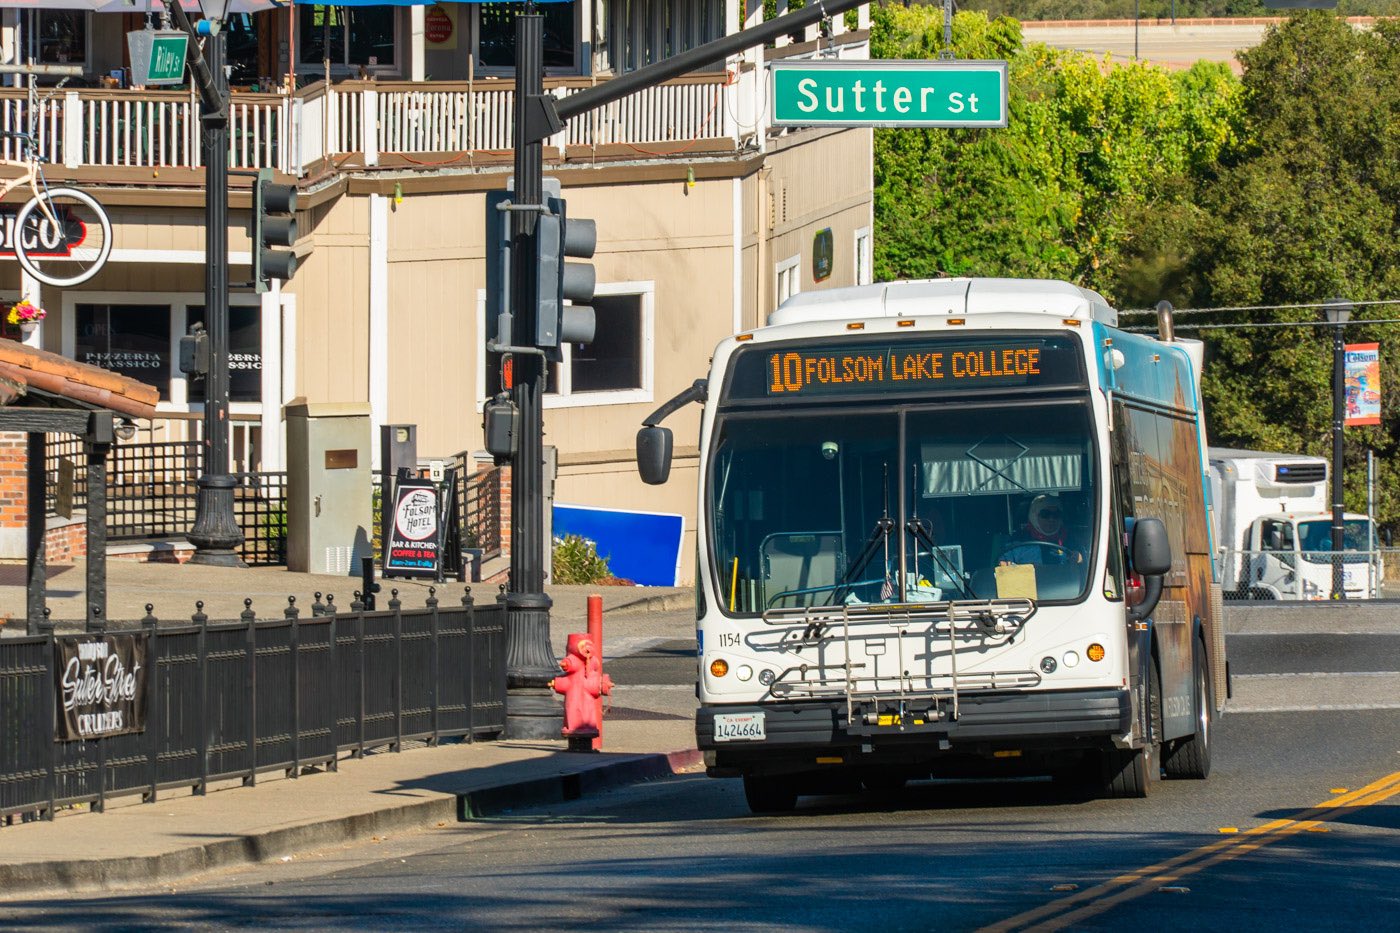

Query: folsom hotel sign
[[771, 59, 1009, 129]]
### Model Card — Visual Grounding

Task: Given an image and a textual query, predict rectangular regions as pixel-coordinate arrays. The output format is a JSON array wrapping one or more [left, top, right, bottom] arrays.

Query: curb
[[0, 748, 702, 897], [608, 592, 694, 616]]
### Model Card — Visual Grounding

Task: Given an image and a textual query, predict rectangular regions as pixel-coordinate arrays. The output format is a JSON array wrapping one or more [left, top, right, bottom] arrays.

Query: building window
[[74, 304, 170, 400], [812, 228, 834, 283], [186, 305, 263, 404], [855, 227, 872, 286], [479, 283, 654, 409], [601, 0, 726, 74], [776, 254, 800, 308], [35, 11, 86, 66], [476, 3, 577, 71], [299, 5, 397, 71]]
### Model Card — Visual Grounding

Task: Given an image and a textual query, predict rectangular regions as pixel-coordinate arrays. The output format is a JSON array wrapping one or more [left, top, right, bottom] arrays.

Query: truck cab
[[1239, 510, 1379, 600], [1209, 447, 1380, 599]]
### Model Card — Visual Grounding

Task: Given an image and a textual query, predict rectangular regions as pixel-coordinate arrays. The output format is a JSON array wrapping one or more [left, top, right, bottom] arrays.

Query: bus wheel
[[743, 774, 798, 814], [1163, 641, 1213, 780], [1099, 747, 1150, 799]]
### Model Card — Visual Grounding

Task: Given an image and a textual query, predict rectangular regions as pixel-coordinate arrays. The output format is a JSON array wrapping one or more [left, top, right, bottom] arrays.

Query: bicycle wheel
[[14, 187, 113, 288]]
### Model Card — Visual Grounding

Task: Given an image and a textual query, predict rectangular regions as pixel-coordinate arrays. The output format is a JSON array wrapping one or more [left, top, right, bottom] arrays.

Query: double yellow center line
[[980, 770, 1400, 932]]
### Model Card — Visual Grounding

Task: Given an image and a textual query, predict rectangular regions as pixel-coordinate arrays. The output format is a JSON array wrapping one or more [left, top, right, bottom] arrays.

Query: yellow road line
[[978, 770, 1400, 933]]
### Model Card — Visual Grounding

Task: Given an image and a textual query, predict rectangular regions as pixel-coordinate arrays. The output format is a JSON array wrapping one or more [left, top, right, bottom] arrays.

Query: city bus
[[637, 279, 1226, 812]]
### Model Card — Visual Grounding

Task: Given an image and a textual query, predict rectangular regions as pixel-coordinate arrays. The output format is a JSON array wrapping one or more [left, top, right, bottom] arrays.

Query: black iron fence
[[0, 588, 506, 822], [43, 436, 288, 566], [43, 438, 503, 569]]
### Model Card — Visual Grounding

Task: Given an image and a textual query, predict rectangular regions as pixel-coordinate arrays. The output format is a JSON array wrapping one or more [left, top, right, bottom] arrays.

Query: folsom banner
[[53, 634, 149, 742], [1345, 343, 1381, 427]]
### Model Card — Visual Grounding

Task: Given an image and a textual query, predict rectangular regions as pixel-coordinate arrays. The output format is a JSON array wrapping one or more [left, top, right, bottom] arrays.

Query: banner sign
[[385, 477, 442, 577], [1345, 342, 1381, 426], [54, 634, 149, 742]]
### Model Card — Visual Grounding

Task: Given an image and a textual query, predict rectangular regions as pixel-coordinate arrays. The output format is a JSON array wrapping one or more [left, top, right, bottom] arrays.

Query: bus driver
[[1000, 494, 1085, 566]]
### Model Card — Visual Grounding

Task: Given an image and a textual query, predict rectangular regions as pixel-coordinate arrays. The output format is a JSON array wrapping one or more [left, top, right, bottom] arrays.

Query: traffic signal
[[253, 168, 298, 292], [484, 189, 513, 350], [535, 193, 596, 358]]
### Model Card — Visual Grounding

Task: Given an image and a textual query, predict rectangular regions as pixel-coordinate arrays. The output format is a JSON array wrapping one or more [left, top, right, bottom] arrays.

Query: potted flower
[[7, 300, 46, 338]]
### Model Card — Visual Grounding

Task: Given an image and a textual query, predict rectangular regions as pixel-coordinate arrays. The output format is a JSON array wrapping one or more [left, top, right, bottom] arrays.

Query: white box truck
[[1208, 448, 1379, 599]]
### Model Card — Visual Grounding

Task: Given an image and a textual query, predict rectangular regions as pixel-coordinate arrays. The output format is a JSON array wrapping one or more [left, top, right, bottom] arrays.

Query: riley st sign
[[771, 60, 1009, 129]]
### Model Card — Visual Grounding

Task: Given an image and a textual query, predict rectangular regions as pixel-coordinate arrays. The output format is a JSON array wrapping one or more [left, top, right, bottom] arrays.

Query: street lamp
[[177, 0, 244, 566], [1324, 296, 1353, 600]]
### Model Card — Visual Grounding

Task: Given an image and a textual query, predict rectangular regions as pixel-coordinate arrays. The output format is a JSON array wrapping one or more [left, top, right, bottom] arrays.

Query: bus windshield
[[1297, 519, 1373, 563], [709, 402, 1098, 614]]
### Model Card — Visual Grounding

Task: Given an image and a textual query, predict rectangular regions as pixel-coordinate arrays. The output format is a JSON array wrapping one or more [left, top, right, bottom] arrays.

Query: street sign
[[126, 30, 188, 87], [771, 60, 1008, 129]]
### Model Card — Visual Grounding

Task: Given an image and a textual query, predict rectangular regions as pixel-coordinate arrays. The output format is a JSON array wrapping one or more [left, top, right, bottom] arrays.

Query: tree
[[1104, 13, 1400, 531]]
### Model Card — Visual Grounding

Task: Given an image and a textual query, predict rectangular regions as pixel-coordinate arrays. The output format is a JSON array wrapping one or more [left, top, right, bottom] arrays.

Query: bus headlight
[[1040, 656, 1057, 674], [758, 669, 776, 686], [1062, 650, 1080, 668], [736, 664, 754, 682]]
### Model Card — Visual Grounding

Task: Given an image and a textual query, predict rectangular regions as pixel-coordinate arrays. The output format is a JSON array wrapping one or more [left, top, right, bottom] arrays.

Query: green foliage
[[872, 7, 1241, 289], [870, 7, 1400, 533], [552, 534, 614, 585], [1101, 12, 1400, 531], [948, 0, 1394, 20]]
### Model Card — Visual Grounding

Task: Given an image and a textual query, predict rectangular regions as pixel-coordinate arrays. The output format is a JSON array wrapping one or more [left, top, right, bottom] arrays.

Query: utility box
[[286, 399, 373, 574]]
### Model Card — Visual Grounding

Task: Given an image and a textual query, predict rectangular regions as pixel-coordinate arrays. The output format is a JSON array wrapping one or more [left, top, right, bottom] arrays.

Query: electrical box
[[286, 399, 374, 574]]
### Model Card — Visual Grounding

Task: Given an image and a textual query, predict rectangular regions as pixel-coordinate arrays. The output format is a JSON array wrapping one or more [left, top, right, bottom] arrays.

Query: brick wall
[[0, 431, 88, 564]]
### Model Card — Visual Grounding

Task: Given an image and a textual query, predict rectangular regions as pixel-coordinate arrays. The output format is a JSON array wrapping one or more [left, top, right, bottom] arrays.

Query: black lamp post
[[176, 0, 244, 567], [1325, 297, 1353, 600]]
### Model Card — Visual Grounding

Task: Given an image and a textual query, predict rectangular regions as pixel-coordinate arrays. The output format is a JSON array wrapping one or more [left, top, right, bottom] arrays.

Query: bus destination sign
[[763, 338, 1079, 397]]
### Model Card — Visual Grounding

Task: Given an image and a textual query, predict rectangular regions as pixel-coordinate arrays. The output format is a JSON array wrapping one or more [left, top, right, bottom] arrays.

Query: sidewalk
[[0, 563, 701, 898], [0, 559, 692, 635], [0, 711, 701, 898]]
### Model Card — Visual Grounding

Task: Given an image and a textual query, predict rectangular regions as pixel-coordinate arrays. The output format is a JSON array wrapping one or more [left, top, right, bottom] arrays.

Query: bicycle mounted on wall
[[0, 71, 114, 288]]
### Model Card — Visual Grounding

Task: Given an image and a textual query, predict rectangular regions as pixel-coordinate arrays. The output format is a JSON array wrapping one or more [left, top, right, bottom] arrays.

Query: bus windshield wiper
[[827, 517, 896, 606], [906, 518, 979, 599]]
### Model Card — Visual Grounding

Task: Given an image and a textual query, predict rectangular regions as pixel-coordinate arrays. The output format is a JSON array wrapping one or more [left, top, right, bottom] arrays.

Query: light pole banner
[[1344, 342, 1380, 426]]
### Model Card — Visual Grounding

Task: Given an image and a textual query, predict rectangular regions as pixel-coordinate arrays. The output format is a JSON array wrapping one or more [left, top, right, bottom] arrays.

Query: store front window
[[300, 5, 397, 71], [74, 304, 170, 400], [187, 306, 262, 404], [476, 3, 576, 71], [35, 11, 87, 66]]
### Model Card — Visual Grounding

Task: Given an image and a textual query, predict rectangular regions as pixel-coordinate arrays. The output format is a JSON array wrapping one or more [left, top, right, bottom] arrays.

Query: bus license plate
[[714, 712, 766, 742]]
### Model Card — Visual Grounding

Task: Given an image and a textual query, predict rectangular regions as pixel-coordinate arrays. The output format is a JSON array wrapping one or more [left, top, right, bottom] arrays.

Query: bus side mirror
[[1131, 517, 1171, 576], [637, 425, 673, 485]]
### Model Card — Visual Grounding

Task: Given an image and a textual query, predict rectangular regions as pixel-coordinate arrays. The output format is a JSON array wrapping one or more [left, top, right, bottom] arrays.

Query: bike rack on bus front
[[756, 599, 1040, 732]]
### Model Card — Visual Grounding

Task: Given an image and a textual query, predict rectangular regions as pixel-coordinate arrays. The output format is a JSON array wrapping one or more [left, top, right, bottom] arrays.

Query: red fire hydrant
[[550, 596, 612, 750]]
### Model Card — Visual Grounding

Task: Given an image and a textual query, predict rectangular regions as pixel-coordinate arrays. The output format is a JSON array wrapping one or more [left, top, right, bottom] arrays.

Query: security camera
[[821, 441, 839, 461]]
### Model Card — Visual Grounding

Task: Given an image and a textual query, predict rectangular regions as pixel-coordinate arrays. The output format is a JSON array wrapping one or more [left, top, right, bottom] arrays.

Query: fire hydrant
[[550, 630, 612, 748]]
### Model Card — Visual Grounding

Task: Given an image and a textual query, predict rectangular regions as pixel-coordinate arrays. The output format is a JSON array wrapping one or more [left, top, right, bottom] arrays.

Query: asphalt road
[[5, 610, 1398, 932]]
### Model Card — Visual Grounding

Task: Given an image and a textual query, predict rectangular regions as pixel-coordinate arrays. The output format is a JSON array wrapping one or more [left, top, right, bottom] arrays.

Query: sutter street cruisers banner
[[53, 634, 149, 741]]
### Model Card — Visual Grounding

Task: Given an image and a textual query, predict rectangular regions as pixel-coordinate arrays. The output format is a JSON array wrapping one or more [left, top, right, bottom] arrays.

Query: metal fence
[[1217, 548, 1389, 600], [0, 588, 506, 823], [43, 436, 288, 566], [460, 461, 504, 561]]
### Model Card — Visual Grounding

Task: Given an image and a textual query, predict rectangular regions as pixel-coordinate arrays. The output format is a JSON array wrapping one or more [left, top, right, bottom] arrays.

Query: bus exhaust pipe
[[1156, 300, 1176, 342]]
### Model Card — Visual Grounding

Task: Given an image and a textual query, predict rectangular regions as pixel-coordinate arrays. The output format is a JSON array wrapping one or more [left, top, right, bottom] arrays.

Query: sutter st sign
[[772, 60, 1008, 129]]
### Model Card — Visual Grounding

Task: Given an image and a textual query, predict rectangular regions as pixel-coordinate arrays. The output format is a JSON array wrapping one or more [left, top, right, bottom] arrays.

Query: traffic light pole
[[172, 10, 244, 567], [499, 0, 866, 739], [503, 11, 559, 740]]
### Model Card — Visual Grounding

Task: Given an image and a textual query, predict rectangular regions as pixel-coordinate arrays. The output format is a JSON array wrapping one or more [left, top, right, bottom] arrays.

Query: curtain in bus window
[[920, 438, 1083, 497]]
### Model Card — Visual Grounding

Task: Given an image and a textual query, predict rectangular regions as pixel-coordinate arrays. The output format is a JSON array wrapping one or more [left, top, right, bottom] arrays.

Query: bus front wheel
[[1099, 746, 1151, 799]]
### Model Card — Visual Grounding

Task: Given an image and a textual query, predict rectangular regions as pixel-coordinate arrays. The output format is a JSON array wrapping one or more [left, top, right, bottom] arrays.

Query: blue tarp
[[553, 504, 686, 587]]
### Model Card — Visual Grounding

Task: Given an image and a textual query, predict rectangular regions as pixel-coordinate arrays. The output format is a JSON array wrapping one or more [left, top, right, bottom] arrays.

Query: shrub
[[552, 534, 614, 585]]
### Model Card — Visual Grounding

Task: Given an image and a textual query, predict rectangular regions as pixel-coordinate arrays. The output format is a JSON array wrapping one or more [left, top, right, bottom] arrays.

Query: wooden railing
[[0, 72, 736, 178]]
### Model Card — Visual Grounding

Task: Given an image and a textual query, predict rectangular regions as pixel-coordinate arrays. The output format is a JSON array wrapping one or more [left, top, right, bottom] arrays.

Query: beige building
[[0, 2, 875, 580]]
